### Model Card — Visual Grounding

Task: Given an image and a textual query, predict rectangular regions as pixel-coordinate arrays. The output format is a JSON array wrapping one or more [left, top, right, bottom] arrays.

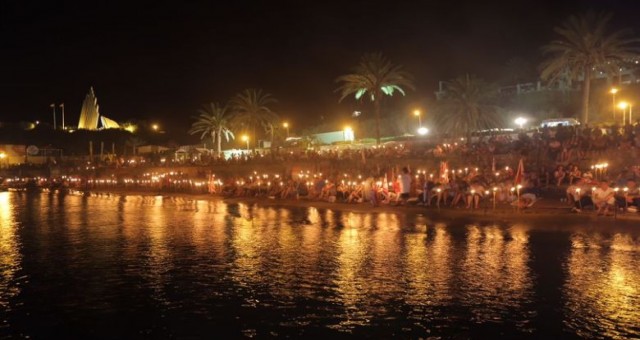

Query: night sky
[[1, 0, 638, 133]]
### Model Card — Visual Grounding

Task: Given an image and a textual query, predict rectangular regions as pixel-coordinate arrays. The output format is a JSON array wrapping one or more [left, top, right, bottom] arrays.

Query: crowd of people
[[218, 160, 640, 216], [3, 123, 640, 217]]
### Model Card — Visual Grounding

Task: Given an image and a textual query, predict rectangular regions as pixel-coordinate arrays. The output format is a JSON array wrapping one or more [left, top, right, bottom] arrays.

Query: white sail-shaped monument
[[77, 87, 101, 130]]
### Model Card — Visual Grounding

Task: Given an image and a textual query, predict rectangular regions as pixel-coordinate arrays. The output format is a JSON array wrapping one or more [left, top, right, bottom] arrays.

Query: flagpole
[[60, 103, 65, 130], [50, 103, 57, 130]]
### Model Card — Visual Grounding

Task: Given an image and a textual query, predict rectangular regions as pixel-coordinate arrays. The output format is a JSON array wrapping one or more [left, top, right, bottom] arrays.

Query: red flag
[[514, 158, 525, 185]]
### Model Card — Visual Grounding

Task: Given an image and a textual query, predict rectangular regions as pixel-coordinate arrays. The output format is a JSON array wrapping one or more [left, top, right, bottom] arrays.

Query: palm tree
[[230, 88, 278, 149], [188, 102, 235, 156], [436, 75, 503, 140], [540, 11, 640, 124], [336, 52, 414, 144]]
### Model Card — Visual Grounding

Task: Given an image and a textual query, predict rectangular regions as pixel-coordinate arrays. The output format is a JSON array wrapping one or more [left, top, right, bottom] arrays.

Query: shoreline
[[48, 187, 640, 227]]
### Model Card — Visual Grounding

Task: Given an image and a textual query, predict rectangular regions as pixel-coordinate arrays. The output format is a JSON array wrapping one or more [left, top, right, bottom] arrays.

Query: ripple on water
[[0, 193, 639, 338], [563, 232, 640, 339]]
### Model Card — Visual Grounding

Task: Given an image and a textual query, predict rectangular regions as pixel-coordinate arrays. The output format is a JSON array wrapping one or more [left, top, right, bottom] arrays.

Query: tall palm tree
[[436, 75, 503, 140], [188, 102, 235, 156], [540, 11, 640, 124], [336, 53, 414, 144], [230, 88, 278, 149]]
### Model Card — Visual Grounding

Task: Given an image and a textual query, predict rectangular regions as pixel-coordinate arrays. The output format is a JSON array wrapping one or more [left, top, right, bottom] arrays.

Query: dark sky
[[1, 0, 638, 133]]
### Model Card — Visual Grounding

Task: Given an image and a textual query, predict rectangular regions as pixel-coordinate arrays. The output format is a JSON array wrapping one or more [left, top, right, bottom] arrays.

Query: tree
[[336, 52, 414, 144], [230, 88, 278, 149], [540, 11, 640, 124], [436, 75, 504, 140], [188, 102, 235, 156]]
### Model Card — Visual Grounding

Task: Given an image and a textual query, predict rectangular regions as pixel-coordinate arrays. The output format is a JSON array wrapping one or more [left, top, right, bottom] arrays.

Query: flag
[[514, 158, 525, 185]]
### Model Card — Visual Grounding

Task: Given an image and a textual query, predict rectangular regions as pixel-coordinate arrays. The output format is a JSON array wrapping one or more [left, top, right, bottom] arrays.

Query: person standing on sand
[[396, 167, 411, 206]]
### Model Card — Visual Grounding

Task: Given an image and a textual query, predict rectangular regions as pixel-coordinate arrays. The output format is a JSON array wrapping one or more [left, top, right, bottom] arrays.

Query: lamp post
[[610, 87, 618, 122], [618, 101, 629, 125], [413, 109, 422, 128], [152, 124, 159, 132], [283, 122, 289, 138], [242, 135, 249, 150]]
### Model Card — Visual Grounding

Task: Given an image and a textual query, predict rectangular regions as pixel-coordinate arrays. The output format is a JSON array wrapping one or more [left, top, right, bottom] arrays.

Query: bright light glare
[[514, 117, 527, 128], [618, 101, 629, 109], [344, 126, 355, 142], [417, 127, 429, 135]]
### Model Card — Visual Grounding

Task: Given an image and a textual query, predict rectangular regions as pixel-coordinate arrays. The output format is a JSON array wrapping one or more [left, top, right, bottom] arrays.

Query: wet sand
[[75, 188, 640, 228]]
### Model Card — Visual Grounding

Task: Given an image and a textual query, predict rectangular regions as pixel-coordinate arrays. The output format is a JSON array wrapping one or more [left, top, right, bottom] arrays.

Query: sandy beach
[[72, 188, 640, 228]]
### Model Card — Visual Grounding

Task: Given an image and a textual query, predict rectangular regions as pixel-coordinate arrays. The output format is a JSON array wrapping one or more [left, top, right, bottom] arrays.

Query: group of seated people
[[218, 161, 640, 216], [553, 164, 585, 186], [566, 178, 640, 215], [220, 168, 541, 210]]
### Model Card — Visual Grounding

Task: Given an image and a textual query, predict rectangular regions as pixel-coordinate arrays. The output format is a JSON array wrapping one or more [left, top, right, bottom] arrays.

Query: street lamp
[[343, 126, 354, 142], [417, 127, 429, 135], [619, 101, 629, 125], [413, 109, 422, 127], [514, 117, 527, 129], [152, 124, 159, 132], [283, 122, 289, 138], [241, 135, 249, 150], [610, 87, 618, 121]]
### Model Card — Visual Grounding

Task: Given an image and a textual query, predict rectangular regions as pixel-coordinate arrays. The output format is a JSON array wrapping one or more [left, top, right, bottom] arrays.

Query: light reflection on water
[[0, 192, 638, 338], [0, 192, 22, 333], [564, 232, 640, 338]]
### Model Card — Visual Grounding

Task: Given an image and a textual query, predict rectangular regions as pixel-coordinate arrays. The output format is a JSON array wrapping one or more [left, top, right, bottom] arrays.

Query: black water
[[0, 192, 638, 338]]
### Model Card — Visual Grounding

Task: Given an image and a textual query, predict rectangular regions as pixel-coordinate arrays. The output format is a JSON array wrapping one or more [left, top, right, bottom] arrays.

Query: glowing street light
[[343, 126, 354, 142], [610, 87, 618, 121], [283, 122, 289, 138], [0, 152, 6, 159], [413, 109, 422, 127], [618, 101, 632, 125], [152, 124, 159, 132], [514, 117, 527, 129], [417, 127, 429, 135], [241, 135, 249, 150]]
